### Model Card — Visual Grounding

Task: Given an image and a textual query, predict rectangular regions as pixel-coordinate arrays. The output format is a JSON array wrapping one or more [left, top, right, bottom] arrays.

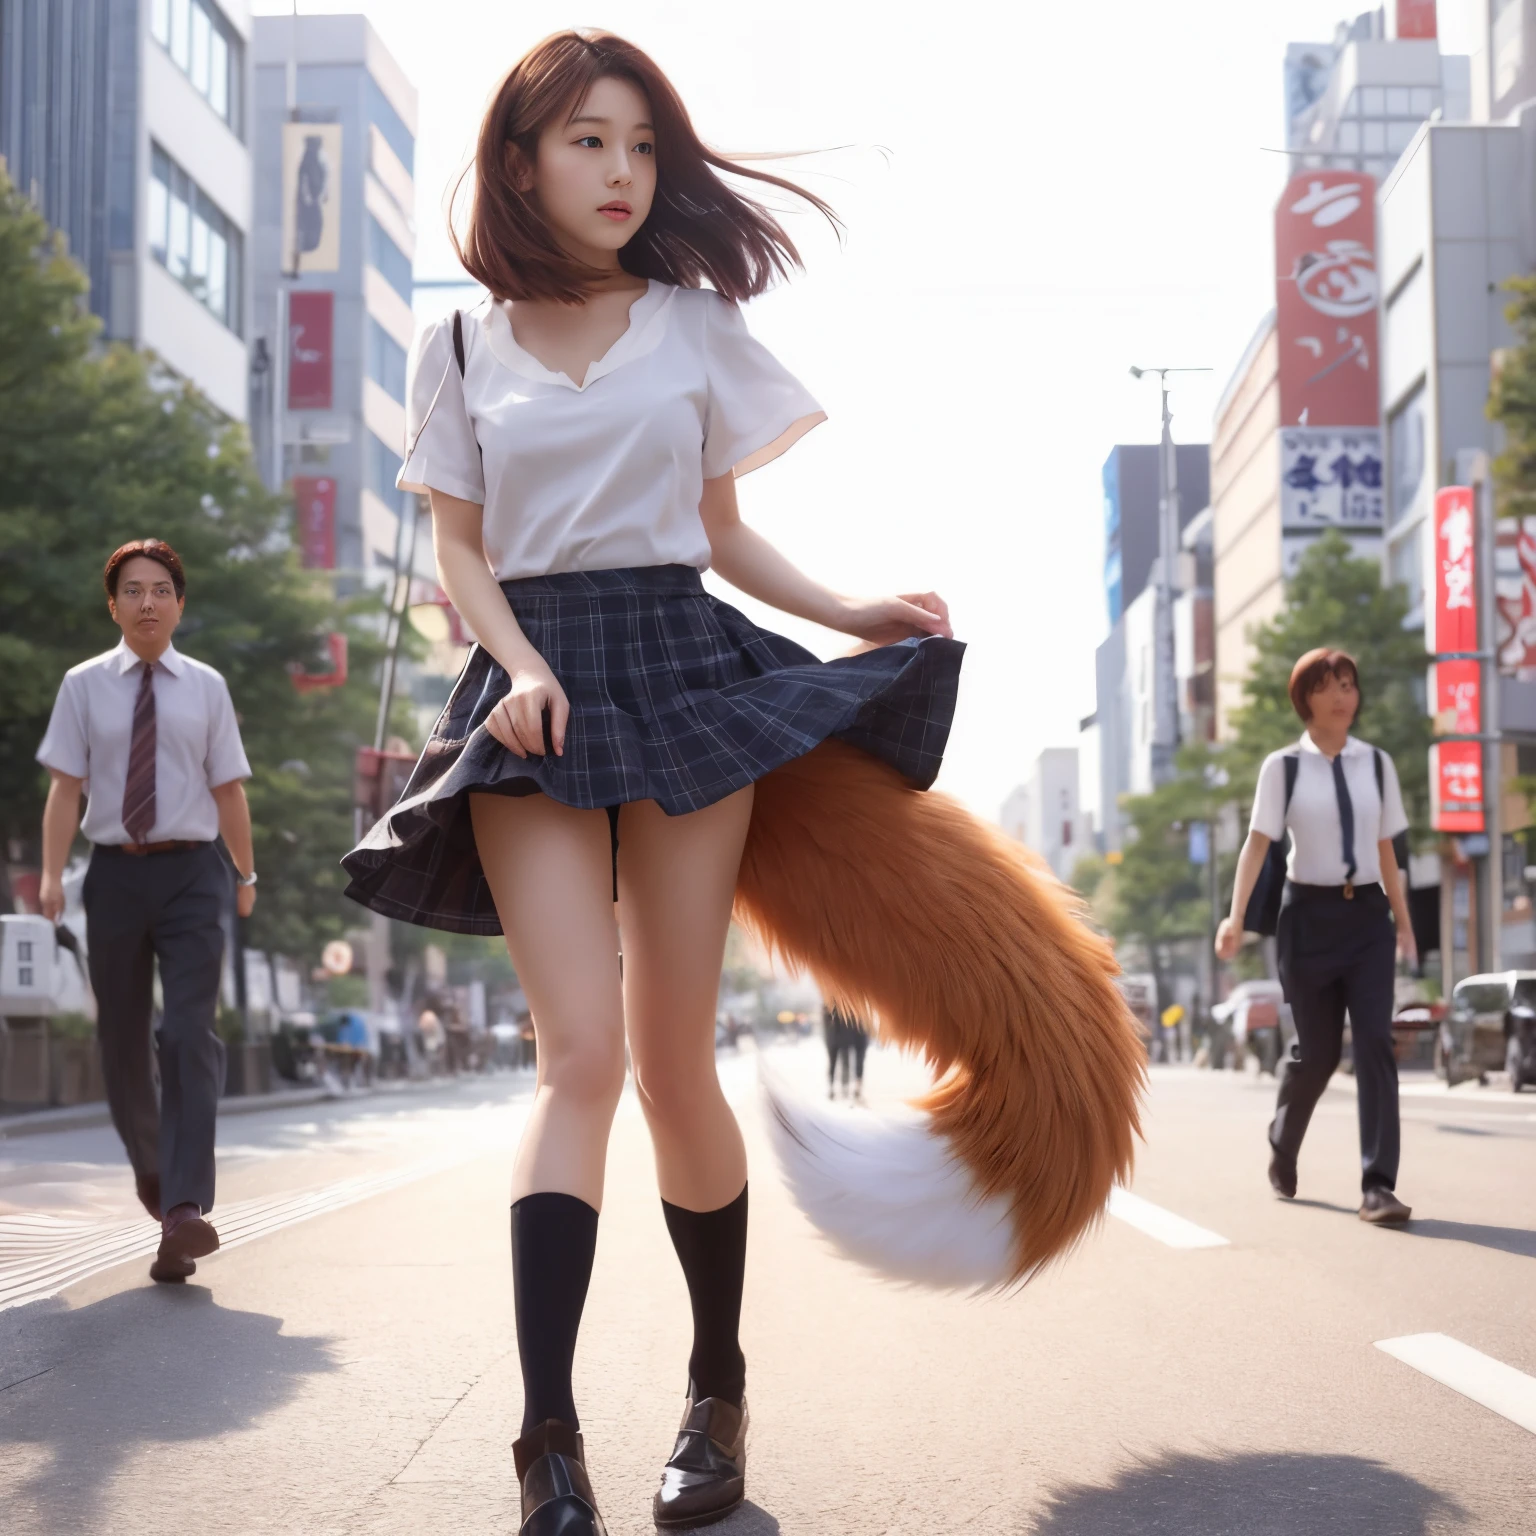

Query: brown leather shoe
[[653, 1394, 747, 1530], [514, 1419, 606, 1535], [1359, 1187, 1412, 1224], [149, 1204, 219, 1284], [135, 1173, 162, 1222]]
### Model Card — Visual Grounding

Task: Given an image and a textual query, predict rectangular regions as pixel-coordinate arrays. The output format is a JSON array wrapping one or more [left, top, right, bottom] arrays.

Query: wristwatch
[[236, 869, 258, 888]]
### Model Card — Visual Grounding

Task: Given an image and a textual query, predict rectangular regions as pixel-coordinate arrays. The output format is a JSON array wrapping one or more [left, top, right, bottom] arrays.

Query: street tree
[[1489, 274, 1536, 517], [0, 168, 406, 961]]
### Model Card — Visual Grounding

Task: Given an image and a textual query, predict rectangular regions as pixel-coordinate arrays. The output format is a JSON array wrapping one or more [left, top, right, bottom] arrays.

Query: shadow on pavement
[[720, 1500, 780, 1533], [1287, 1196, 1536, 1260], [1030, 1449, 1466, 1534], [0, 1284, 337, 1533]]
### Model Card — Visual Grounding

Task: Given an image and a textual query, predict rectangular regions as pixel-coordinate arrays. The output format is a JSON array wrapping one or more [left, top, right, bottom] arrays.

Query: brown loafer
[[514, 1419, 606, 1536], [1359, 1187, 1412, 1224], [150, 1206, 219, 1284], [653, 1394, 747, 1530]]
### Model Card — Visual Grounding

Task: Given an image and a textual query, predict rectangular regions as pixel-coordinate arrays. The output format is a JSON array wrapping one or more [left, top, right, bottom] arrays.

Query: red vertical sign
[[1430, 741, 1484, 832], [1429, 659, 1481, 735], [1275, 170, 1380, 428], [288, 290, 334, 410], [1426, 486, 1477, 654], [1395, 0, 1437, 39], [293, 476, 336, 569]]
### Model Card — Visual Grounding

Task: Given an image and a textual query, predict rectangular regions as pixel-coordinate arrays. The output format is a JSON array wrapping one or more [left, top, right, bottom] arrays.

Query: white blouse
[[397, 280, 826, 581], [1249, 734, 1409, 886]]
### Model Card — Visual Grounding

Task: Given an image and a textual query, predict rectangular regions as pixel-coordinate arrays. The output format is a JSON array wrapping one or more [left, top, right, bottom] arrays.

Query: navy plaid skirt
[[341, 565, 964, 935]]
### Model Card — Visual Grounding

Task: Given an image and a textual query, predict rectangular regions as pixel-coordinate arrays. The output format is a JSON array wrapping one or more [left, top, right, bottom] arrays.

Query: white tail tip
[[758, 1057, 1016, 1292]]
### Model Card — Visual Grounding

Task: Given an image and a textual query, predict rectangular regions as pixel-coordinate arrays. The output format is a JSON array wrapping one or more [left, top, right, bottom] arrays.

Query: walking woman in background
[[1217, 648, 1416, 1224], [822, 1001, 870, 1101], [344, 28, 1143, 1535]]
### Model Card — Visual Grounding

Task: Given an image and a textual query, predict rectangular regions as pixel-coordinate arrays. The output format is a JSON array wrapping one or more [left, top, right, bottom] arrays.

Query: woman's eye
[[635, 141, 654, 155], [576, 135, 602, 149]]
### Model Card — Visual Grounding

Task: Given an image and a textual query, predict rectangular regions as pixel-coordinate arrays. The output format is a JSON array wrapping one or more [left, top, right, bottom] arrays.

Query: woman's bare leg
[[471, 792, 627, 1207], [470, 791, 626, 1444], [618, 788, 753, 1210]]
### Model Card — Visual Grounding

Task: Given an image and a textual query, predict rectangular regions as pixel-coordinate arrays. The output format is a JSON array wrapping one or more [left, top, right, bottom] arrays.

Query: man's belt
[[101, 839, 210, 856]]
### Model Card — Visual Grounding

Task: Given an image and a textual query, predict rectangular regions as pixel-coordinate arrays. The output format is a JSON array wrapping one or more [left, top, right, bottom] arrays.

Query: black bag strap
[[452, 309, 466, 378], [1282, 753, 1299, 820]]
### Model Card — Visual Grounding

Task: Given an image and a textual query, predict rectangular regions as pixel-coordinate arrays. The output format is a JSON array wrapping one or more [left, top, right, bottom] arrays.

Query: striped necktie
[[122, 661, 157, 844]]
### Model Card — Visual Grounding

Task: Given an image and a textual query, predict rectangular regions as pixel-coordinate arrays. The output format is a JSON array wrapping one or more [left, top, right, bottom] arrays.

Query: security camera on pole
[[1130, 365, 1211, 787]]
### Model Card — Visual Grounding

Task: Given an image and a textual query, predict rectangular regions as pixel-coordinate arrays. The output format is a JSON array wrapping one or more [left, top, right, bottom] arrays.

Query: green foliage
[[1226, 529, 1430, 841], [0, 168, 410, 961], [1490, 275, 1536, 518], [325, 973, 371, 1010]]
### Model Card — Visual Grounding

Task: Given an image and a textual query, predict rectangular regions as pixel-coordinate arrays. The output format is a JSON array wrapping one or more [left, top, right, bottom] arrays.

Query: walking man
[[37, 540, 257, 1282]]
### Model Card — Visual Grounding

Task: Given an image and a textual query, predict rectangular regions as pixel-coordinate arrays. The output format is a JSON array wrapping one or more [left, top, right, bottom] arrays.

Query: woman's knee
[[630, 1051, 720, 1126], [540, 1027, 627, 1110]]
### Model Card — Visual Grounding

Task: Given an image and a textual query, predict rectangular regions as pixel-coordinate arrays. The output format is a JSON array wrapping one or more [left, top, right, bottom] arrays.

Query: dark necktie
[[1330, 753, 1356, 894], [122, 661, 157, 844]]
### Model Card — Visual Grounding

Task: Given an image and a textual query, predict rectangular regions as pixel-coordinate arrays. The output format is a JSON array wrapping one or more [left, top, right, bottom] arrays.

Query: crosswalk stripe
[[1107, 1188, 1230, 1249], [1375, 1334, 1536, 1435]]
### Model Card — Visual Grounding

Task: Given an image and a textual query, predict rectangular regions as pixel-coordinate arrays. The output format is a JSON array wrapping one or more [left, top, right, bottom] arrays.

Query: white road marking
[[1375, 1334, 1536, 1435], [1107, 1188, 1230, 1249]]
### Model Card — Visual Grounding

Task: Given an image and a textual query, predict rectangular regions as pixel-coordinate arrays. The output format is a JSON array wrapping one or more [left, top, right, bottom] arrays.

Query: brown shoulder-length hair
[[453, 29, 841, 304], [1288, 647, 1362, 721]]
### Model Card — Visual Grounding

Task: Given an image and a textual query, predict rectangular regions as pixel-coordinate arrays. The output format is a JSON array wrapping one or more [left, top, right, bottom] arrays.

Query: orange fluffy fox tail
[[734, 740, 1147, 1291]]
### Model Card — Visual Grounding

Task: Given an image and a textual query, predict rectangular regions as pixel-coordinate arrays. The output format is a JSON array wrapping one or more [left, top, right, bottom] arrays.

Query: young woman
[[344, 30, 1144, 1535], [1217, 648, 1416, 1225]]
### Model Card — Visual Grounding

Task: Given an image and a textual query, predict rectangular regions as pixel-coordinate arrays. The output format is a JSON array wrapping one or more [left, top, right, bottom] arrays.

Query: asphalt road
[[1, 1039, 1533, 1535]]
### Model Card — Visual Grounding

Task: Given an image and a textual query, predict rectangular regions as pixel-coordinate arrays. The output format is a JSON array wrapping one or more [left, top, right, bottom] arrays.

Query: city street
[[1, 1039, 1532, 1535]]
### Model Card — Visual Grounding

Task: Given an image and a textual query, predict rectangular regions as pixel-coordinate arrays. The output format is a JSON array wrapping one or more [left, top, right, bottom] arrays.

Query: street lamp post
[[1129, 365, 1212, 787]]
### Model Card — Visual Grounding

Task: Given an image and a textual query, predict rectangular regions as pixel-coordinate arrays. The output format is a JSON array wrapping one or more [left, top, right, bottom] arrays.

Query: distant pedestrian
[[1217, 648, 1416, 1224], [823, 1003, 869, 1101], [36, 539, 257, 1283]]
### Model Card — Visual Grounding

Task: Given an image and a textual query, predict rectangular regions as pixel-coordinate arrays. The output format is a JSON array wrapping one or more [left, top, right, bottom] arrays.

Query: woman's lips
[[598, 203, 631, 220]]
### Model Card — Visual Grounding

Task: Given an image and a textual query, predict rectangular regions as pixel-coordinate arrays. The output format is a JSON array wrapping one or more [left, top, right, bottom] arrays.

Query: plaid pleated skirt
[[341, 564, 964, 935]]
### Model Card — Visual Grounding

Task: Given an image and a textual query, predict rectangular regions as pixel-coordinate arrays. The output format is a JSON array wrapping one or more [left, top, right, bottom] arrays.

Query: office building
[[1000, 748, 1086, 886], [1102, 444, 1210, 626], [0, 0, 255, 420], [251, 12, 419, 589], [1285, 4, 1470, 184], [1469, 0, 1536, 122]]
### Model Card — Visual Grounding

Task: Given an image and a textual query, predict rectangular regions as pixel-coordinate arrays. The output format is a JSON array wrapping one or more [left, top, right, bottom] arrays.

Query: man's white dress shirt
[[37, 640, 251, 845]]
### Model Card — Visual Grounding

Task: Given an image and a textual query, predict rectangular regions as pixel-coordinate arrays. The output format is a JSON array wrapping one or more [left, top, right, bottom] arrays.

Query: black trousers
[[84, 843, 229, 1214], [1271, 881, 1400, 1193]]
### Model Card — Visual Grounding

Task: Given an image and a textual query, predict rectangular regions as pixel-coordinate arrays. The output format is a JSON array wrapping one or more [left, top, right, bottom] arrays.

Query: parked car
[[1439, 973, 1536, 1089], [1212, 980, 1289, 1075], [1389, 999, 1447, 1070]]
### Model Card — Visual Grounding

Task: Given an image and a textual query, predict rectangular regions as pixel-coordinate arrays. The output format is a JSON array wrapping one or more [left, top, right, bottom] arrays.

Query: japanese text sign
[[1426, 486, 1476, 655], [1279, 427, 1384, 531], [1428, 659, 1480, 735], [294, 475, 336, 569], [1430, 740, 1484, 833], [1275, 170, 1380, 429]]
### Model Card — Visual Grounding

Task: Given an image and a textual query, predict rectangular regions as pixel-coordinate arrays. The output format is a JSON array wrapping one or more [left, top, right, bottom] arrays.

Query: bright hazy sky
[[255, 1, 1481, 819]]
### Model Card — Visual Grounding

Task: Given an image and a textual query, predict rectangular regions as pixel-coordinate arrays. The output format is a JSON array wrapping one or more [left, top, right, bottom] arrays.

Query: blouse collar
[[1297, 732, 1365, 757], [479, 279, 676, 392]]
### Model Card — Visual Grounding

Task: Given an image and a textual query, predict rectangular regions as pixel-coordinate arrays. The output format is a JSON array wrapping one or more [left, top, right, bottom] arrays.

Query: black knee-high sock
[[511, 1192, 599, 1437], [661, 1183, 748, 1407]]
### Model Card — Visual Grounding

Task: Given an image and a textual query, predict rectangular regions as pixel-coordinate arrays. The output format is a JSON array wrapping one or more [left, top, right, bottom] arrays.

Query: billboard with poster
[[1495, 517, 1536, 677], [1394, 0, 1437, 39], [281, 122, 342, 275], [1279, 426, 1384, 532], [1274, 170, 1379, 430], [1424, 486, 1476, 656], [1430, 741, 1484, 833], [293, 475, 337, 569]]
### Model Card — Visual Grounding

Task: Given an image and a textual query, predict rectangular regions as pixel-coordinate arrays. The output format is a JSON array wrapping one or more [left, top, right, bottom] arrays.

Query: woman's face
[[526, 74, 657, 266], [1308, 669, 1359, 729]]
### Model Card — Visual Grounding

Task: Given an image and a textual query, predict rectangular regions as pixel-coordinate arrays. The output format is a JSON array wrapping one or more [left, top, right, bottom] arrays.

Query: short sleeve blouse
[[397, 281, 825, 581]]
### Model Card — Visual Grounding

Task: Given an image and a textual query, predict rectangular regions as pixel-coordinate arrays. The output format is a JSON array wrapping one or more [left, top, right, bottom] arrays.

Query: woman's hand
[[1214, 917, 1243, 961], [1397, 924, 1418, 969], [487, 663, 570, 758], [839, 591, 954, 646]]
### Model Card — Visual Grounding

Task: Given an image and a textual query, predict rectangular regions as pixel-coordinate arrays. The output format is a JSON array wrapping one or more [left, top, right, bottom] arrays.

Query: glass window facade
[[365, 75, 415, 172], [367, 215, 413, 304], [148, 144, 243, 334], [368, 320, 408, 404], [368, 434, 406, 516], [150, 0, 243, 134]]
